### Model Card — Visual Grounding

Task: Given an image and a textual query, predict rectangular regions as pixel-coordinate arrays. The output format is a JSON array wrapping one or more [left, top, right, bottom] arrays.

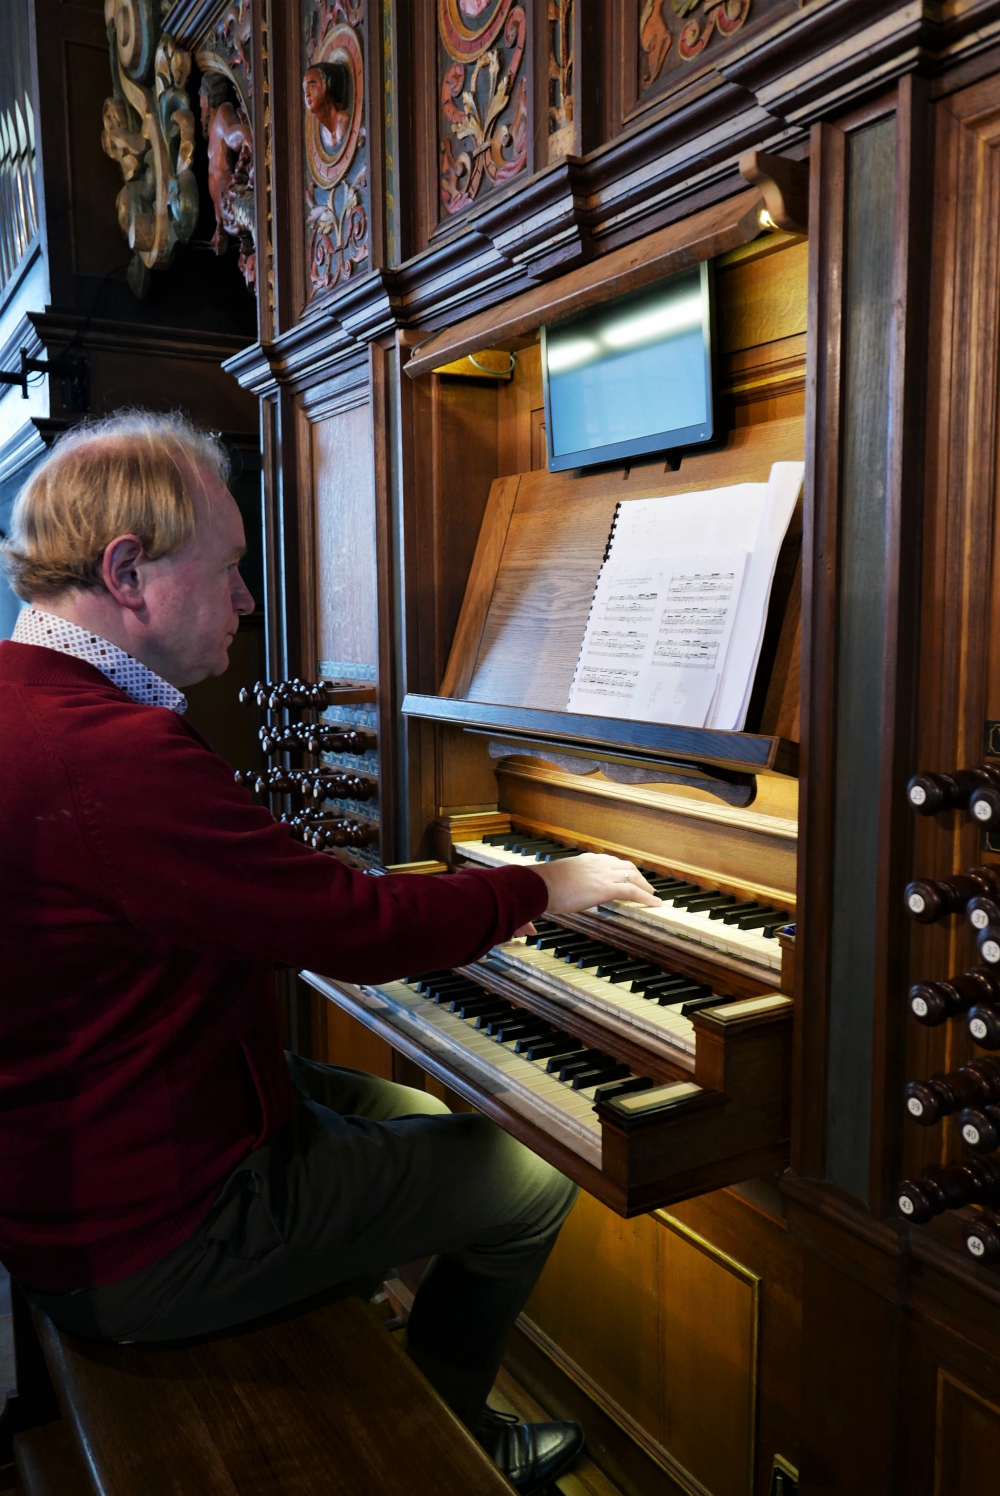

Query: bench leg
[[0, 1285, 60, 1464]]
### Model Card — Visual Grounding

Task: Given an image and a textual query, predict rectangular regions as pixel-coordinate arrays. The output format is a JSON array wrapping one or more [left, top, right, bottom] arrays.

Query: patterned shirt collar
[[12, 607, 187, 713]]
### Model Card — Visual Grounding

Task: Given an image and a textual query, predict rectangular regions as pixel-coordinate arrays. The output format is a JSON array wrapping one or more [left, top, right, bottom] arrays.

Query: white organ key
[[453, 838, 784, 974]]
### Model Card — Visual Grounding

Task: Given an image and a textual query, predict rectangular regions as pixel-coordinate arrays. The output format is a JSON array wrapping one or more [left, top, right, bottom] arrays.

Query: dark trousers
[[24, 1055, 579, 1429]]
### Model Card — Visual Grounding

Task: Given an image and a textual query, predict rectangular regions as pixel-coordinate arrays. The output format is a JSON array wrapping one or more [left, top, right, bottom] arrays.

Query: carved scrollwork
[[102, 0, 198, 297], [302, 0, 369, 297], [438, 0, 527, 217], [547, 0, 574, 162], [196, 0, 257, 290], [640, 0, 774, 95]]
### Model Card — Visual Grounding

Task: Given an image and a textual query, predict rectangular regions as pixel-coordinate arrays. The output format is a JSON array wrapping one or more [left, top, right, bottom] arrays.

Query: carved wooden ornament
[[196, 0, 256, 289], [303, 0, 368, 296], [102, 0, 198, 297], [438, 0, 528, 217], [640, 0, 764, 95]]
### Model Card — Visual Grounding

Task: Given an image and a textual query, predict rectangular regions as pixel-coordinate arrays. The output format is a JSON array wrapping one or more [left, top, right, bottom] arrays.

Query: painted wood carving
[[548, 0, 574, 162], [639, 0, 794, 98], [438, 0, 528, 219], [303, 0, 369, 297], [196, 0, 256, 288], [102, 0, 198, 298]]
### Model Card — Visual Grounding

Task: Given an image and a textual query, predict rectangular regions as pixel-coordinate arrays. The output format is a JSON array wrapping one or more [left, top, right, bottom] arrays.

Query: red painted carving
[[641, 0, 766, 94], [200, 73, 256, 286], [438, 0, 527, 217]]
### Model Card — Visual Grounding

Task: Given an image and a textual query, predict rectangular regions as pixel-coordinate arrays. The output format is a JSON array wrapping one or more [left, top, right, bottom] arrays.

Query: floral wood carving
[[438, 0, 528, 218], [548, 0, 574, 162], [196, 0, 256, 289], [639, 0, 792, 96], [102, 0, 198, 298], [303, 0, 368, 297]]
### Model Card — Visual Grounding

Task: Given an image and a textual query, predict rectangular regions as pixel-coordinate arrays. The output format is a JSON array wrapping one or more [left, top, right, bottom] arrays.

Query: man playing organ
[[0, 411, 660, 1495]]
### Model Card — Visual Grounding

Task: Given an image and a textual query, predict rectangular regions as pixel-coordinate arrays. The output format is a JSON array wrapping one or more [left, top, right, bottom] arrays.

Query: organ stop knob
[[905, 1056, 1000, 1124], [897, 1157, 1000, 1224], [908, 968, 1000, 1025], [904, 867, 1000, 922], [907, 766, 1000, 815]]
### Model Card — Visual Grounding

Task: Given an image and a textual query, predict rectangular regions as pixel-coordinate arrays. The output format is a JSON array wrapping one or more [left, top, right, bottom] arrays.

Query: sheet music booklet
[[566, 462, 805, 731]]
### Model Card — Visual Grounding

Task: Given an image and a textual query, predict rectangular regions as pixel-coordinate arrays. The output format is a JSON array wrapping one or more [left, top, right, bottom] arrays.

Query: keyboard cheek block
[[596, 998, 793, 1213]]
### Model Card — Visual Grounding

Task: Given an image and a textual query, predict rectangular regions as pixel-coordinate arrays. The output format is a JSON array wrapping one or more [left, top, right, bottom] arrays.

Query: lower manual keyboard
[[454, 836, 788, 974], [305, 971, 661, 1168]]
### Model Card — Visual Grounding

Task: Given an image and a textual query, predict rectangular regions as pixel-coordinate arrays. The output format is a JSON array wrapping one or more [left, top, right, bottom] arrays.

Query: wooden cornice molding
[[28, 312, 253, 363], [403, 189, 768, 379]]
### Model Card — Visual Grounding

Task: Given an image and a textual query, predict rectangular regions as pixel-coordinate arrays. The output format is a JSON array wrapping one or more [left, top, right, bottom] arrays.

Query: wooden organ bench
[[9, 1289, 514, 1496]]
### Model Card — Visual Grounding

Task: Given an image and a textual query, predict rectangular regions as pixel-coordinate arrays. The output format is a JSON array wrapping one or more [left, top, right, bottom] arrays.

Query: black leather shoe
[[477, 1409, 585, 1494]]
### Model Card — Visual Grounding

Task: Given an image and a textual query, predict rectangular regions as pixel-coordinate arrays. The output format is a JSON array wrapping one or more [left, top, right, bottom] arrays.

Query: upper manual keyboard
[[454, 833, 789, 974]]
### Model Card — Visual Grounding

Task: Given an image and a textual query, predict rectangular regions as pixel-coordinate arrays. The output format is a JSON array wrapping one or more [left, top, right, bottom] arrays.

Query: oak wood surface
[[440, 475, 521, 698], [34, 1296, 515, 1496]]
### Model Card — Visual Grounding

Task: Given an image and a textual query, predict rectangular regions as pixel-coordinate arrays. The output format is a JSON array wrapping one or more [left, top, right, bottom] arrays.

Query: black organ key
[[686, 894, 737, 914], [523, 1035, 582, 1061], [572, 1062, 630, 1091], [661, 985, 711, 1008], [593, 1076, 654, 1105], [576, 948, 620, 970], [600, 960, 654, 982], [550, 1049, 603, 1078], [737, 908, 787, 931], [595, 955, 645, 977], [713, 901, 763, 923], [670, 887, 719, 908], [680, 993, 736, 1016], [454, 996, 507, 1019], [536, 848, 580, 861], [482, 832, 514, 845]]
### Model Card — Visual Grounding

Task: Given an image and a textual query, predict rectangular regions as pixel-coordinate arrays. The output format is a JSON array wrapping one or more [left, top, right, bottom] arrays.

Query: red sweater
[[0, 642, 547, 1291]]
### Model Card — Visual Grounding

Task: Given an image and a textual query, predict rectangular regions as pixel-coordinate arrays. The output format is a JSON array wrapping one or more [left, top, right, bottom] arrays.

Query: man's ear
[[101, 535, 146, 611]]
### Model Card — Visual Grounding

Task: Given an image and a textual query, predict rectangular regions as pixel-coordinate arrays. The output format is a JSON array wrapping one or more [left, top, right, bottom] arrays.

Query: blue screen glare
[[543, 265, 713, 469]]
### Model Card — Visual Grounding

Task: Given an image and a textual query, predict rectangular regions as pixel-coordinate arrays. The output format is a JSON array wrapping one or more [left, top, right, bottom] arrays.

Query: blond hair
[[3, 410, 230, 600]]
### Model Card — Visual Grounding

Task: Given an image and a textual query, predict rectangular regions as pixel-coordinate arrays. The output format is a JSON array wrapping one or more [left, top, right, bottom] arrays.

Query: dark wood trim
[[400, 693, 797, 778], [371, 339, 400, 865], [794, 117, 846, 1182], [868, 72, 932, 1218]]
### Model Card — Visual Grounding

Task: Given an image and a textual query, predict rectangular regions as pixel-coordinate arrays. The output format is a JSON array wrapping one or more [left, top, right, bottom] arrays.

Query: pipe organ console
[[14, 0, 1000, 1482]]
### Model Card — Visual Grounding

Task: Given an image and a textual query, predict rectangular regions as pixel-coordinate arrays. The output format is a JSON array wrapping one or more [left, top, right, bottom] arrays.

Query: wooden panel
[[524, 1192, 760, 1496], [312, 404, 378, 670], [467, 415, 806, 711], [717, 241, 809, 356], [496, 760, 797, 907], [321, 995, 394, 1081], [14, 1421, 92, 1496], [498, 342, 543, 479], [440, 474, 520, 697], [935, 1372, 1000, 1494], [657, 1213, 758, 1496]]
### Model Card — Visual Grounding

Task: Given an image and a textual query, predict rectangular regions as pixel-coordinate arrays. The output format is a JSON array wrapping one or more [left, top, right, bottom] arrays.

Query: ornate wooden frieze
[[438, 0, 528, 220], [302, 0, 370, 299], [547, 0, 574, 162], [195, 0, 257, 289], [102, 0, 198, 298], [638, 0, 794, 99]]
